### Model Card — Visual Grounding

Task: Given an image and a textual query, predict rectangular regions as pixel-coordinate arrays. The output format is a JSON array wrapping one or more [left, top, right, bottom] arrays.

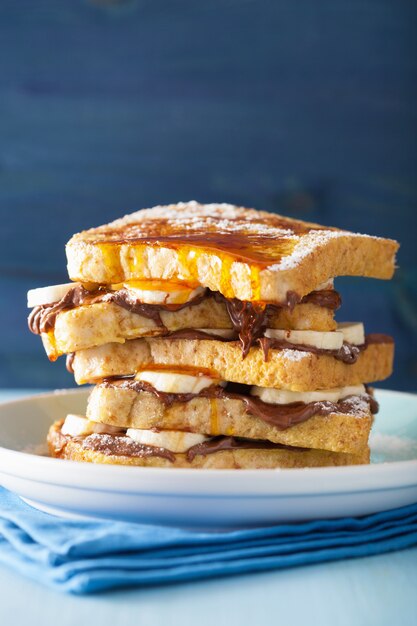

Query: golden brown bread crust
[[40, 299, 336, 360], [47, 420, 370, 468], [86, 385, 373, 454], [66, 202, 399, 303], [71, 337, 394, 390]]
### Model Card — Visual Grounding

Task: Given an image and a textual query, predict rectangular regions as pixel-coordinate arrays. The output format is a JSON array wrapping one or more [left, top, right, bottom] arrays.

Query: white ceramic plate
[[0, 388, 416, 528]]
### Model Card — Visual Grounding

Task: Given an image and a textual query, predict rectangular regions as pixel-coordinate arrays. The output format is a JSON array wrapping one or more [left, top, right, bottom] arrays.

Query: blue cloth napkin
[[0, 487, 416, 595]]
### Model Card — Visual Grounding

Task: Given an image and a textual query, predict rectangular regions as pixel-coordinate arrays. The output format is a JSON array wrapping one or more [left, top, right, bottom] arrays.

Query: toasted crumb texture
[[66, 201, 399, 303], [47, 420, 370, 468], [40, 299, 336, 359], [87, 385, 373, 454], [72, 337, 394, 390]]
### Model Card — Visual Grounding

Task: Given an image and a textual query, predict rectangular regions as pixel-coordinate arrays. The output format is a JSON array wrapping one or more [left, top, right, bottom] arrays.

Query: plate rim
[[0, 387, 416, 498]]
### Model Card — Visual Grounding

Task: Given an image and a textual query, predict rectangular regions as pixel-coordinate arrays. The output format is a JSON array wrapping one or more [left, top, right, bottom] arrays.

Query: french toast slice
[[40, 298, 336, 359], [47, 420, 370, 468], [66, 201, 399, 304], [70, 336, 394, 389], [87, 383, 373, 454]]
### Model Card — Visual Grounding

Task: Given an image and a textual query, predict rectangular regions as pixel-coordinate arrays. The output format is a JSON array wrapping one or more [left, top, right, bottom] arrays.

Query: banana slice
[[27, 283, 78, 308], [195, 328, 236, 338], [127, 428, 208, 453], [251, 384, 366, 405], [61, 414, 123, 437], [121, 280, 206, 305], [337, 322, 365, 346], [135, 370, 224, 393], [264, 323, 364, 351], [264, 328, 343, 351]]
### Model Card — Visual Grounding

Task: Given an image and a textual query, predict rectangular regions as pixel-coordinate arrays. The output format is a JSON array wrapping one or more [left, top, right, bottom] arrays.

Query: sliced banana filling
[[126, 428, 208, 453], [119, 280, 206, 305], [61, 414, 124, 437], [27, 278, 337, 309], [264, 323, 365, 350], [337, 322, 365, 345], [134, 370, 226, 393], [61, 415, 208, 453], [250, 384, 366, 405], [27, 282, 77, 308], [194, 328, 237, 339], [27, 280, 206, 308]]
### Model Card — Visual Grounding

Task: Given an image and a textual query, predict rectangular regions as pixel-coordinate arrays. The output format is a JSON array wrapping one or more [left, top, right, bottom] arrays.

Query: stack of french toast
[[28, 202, 398, 469]]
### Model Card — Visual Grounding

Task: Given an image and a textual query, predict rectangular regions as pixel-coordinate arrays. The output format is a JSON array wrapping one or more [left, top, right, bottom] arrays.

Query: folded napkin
[[0, 487, 416, 594]]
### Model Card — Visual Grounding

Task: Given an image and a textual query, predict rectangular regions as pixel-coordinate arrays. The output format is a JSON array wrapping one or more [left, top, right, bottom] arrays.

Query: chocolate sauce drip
[[258, 337, 364, 364], [213, 289, 341, 358], [103, 379, 378, 430], [186, 436, 306, 462], [220, 298, 268, 357]]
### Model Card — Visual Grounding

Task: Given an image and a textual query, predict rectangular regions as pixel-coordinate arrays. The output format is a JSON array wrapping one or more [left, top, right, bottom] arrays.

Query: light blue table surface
[[1, 390, 416, 626]]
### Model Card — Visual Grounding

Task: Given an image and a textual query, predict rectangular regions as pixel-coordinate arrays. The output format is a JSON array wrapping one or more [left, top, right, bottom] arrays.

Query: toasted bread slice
[[47, 420, 369, 468], [41, 298, 336, 360], [66, 202, 399, 303], [70, 336, 394, 389], [87, 384, 373, 454]]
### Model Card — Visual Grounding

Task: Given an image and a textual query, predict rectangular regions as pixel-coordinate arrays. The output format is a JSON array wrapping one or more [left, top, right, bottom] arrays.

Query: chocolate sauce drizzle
[[80, 433, 176, 462], [257, 333, 393, 364], [220, 298, 268, 357], [185, 436, 301, 462], [28, 284, 341, 357], [28, 285, 206, 335], [55, 421, 309, 463], [103, 379, 379, 430], [212, 289, 341, 358], [258, 337, 364, 364]]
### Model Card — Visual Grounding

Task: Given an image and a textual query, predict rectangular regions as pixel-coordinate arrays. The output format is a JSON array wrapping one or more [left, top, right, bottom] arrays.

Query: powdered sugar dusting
[[341, 395, 371, 416], [106, 201, 268, 229], [81, 432, 174, 460], [78, 201, 385, 272], [106, 202, 300, 239], [370, 432, 417, 463], [268, 230, 354, 271], [280, 349, 309, 362]]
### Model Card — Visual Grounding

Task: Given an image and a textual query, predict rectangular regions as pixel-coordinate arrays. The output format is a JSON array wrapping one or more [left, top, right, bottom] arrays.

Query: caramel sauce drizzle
[[92, 215, 330, 299], [93, 215, 317, 264], [210, 398, 220, 435]]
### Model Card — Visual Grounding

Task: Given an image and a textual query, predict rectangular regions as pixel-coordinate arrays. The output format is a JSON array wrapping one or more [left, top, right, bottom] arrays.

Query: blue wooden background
[[0, 0, 416, 390]]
